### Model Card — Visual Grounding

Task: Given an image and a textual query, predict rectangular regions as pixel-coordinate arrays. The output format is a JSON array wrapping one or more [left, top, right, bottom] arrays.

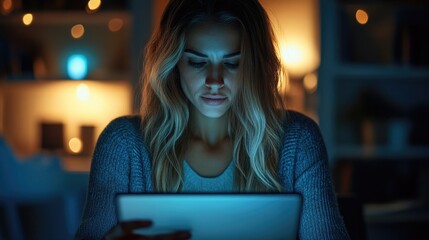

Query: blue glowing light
[[67, 54, 88, 80]]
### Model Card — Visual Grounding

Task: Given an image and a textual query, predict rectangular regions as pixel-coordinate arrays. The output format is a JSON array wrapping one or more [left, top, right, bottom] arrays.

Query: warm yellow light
[[108, 18, 124, 32], [277, 66, 289, 95], [279, 42, 314, 76], [1, 0, 13, 15], [71, 24, 85, 39], [76, 83, 90, 101], [69, 137, 83, 153], [22, 13, 33, 26], [2, 80, 132, 155], [281, 44, 303, 66], [88, 0, 101, 11], [356, 9, 368, 25], [261, 0, 320, 77], [303, 72, 318, 94]]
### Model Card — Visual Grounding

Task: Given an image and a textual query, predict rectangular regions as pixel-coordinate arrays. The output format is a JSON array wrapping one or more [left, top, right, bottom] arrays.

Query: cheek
[[178, 62, 191, 94], [231, 83, 239, 100], [227, 73, 240, 96], [179, 69, 198, 99], [180, 68, 204, 93], [179, 74, 190, 96]]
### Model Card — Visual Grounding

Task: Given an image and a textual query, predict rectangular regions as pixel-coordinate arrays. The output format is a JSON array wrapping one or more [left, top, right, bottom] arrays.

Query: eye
[[224, 62, 239, 69], [188, 60, 206, 69]]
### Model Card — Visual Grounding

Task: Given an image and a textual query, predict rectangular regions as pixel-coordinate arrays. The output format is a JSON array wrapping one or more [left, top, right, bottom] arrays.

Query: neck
[[190, 110, 229, 146]]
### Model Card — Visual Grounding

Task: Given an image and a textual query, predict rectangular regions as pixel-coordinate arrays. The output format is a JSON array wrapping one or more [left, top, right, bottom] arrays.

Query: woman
[[75, 0, 350, 239]]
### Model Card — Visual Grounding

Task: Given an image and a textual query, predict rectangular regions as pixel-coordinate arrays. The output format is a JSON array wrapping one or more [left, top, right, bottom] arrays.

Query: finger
[[119, 220, 153, 233]]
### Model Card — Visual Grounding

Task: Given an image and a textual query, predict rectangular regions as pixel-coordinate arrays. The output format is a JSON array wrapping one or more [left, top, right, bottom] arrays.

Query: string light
[[108, 18, 124, 32], [303, 73, 318, 94], [356, 9, 369, 25], [22, 13, 33, 26], [1, 0, 13, 15], [69, 137, 83, 153], [87, 0, 101, 13], [71, 24, 85, 39]]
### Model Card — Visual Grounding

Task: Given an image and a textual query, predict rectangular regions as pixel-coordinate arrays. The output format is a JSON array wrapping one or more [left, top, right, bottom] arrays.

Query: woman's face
[[177, 22, 241, 119]]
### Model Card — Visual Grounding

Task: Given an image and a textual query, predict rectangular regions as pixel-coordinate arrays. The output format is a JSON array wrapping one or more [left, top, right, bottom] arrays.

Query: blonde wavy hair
[[141, 0, 287, 192]]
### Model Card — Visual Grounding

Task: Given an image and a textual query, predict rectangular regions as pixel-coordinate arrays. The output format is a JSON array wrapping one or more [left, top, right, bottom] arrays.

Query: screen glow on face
[[177, 22, 241, 119]]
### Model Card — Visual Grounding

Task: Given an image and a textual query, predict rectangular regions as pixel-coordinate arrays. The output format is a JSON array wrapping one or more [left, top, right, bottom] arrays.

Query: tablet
[[116, 193, 302, 240]]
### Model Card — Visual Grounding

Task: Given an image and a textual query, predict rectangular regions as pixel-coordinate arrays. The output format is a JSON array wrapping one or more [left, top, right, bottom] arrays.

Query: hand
[[104, 220, 191, 240]]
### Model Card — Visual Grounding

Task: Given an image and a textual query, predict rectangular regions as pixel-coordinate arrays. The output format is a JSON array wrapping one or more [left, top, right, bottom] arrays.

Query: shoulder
[[282, 111, 325, 156], [277, 110, 327, 189], [105, 115, 141, 131], [90, 115, 147, 175], [101, 115, 142, 137], [281, 110, 321, 138], [96, 115, 143, 148]]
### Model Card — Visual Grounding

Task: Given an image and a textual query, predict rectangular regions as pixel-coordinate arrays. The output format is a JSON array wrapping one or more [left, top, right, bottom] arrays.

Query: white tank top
[[182, 160, 234, 192]]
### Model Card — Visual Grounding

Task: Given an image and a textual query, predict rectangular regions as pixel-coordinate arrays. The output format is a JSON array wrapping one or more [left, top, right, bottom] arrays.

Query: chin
[[200, 108, 229, 119], [202, 112, 226, 119]]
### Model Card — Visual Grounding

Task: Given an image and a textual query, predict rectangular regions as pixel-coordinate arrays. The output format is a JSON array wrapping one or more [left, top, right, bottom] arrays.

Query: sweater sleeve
[[74, 117, 137, 240], [293, 115, 350, 240]]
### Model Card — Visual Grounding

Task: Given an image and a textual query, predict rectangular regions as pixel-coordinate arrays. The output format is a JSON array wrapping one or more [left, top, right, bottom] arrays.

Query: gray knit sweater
[[75, 111, 350, 239]]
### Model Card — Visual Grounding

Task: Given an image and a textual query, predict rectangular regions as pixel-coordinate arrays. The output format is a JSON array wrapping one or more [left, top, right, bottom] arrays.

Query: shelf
[[364, 200, 429, 224], [0, 10, 131, 25], [335, 64, 429, 80], [335, 145, 429, 159], [0, 9, 132, 81]]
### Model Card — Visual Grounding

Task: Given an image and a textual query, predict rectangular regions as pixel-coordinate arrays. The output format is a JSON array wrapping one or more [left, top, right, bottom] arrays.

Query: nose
[[205, 64, 224, 89]]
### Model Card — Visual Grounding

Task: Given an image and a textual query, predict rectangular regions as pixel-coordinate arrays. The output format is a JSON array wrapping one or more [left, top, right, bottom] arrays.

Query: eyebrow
[[184, 49, 241, 58]]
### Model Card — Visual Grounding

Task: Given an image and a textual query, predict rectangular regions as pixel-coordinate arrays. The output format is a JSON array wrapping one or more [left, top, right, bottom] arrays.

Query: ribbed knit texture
[[74, 111, 350, 240]]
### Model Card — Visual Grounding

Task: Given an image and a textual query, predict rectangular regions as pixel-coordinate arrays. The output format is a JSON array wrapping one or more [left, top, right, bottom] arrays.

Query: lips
[[201, 95, 227, 105]]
